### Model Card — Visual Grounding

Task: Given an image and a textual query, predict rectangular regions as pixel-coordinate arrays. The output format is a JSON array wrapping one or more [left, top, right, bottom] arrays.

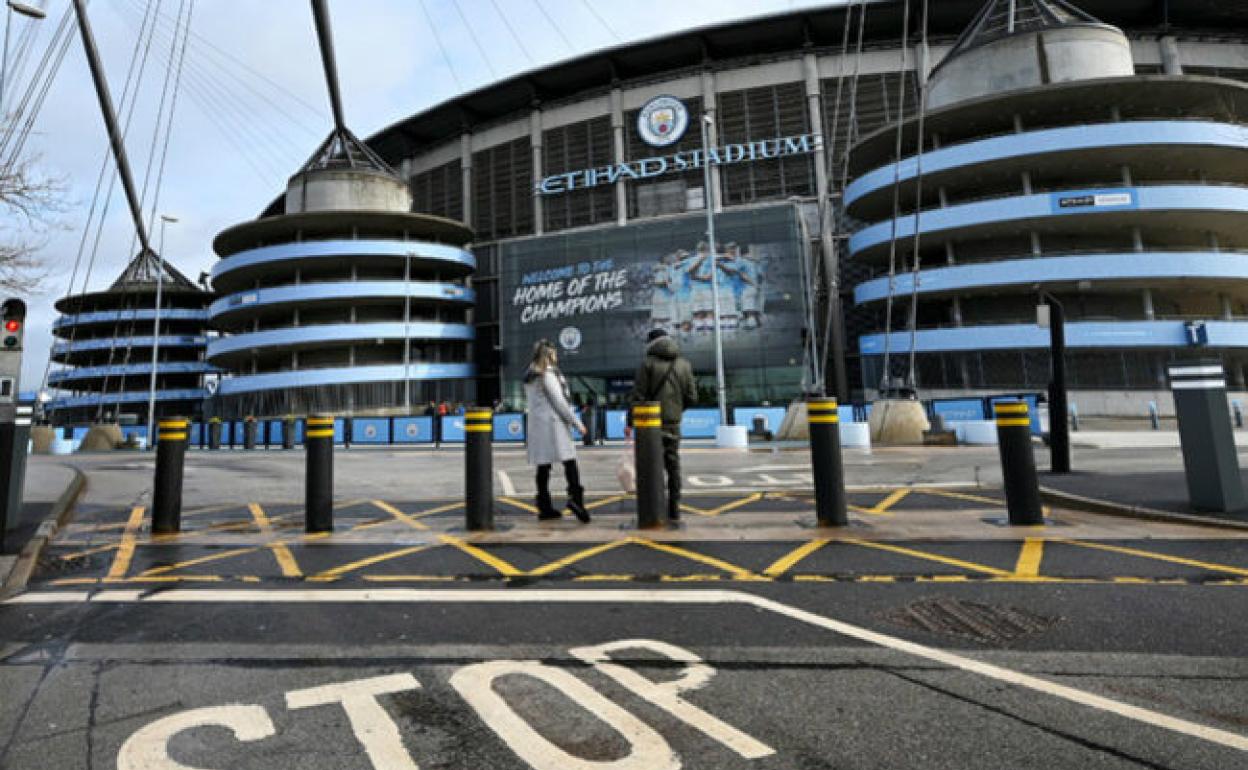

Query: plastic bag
[[616, 440, 636, 493]]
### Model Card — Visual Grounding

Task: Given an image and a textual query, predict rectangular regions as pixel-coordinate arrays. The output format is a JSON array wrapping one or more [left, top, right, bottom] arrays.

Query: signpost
[[0, 297, 27, 551]]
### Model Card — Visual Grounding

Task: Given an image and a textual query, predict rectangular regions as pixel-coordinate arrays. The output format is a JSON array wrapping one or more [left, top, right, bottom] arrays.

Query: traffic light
[[1, 299, 25, 350]]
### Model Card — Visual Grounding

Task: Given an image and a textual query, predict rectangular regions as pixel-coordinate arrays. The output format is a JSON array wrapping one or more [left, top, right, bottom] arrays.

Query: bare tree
[[0, 154, 60, 293]]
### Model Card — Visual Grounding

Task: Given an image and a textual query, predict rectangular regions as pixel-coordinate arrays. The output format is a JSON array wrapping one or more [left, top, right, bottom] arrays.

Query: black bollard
[[151, 417, 189, 534], [305, 415, 334, 532], [464, 407, 494, 531], [632, 402, 665, 529], [808, 398, 848, 527], [994, 401, 1044, 526], [283, 415, 295, 450], [208, 417, 222, 450], [243, 416, 257, 450]]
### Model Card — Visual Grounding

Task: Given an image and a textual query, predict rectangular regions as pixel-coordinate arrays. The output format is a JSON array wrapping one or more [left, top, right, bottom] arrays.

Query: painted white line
[[497, 469, 516, 496], [6, 588, 1245, 752]]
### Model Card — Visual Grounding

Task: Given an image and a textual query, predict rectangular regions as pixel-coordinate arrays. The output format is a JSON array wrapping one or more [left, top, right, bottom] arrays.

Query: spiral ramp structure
[[207, 129, 476, 417], [846, 0, 1248, 391], [47, 251, 212, 425]]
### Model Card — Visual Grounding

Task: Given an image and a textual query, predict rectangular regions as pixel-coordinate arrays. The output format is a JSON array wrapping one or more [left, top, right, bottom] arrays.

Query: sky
[[3, 0, 837, 392]]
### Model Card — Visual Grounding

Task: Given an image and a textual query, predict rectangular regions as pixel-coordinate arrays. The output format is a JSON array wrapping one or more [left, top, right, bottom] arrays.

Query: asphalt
[[1042, 469, 1248, 522], [2, 444, 1246, 768]]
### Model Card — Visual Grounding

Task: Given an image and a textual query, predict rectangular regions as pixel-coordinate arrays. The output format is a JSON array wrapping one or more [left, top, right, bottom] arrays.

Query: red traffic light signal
[[2, 298, 26, 350]]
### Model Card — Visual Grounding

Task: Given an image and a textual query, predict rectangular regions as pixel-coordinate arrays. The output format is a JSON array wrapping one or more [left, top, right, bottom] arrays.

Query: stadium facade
[[343, 0, 1248, 413], [47, 250, 212, 424], [57, 0, 1247, 420]]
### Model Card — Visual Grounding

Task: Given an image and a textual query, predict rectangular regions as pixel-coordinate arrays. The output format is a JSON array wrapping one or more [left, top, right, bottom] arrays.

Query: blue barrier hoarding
[[440, 415, 466, 442], [393, 416, 433, 444], [681, 408, 720, 438], [352, 418, 390, 444], [606, 409, 629, 440], [189, 423, 202, 446], [493, 413, 526, 442], [604, 408, 720, 439], [732, 406, 786, 433], [932, 398, 985, 423]]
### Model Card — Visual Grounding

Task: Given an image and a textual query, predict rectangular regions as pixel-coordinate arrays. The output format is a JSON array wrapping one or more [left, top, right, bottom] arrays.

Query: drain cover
[[881, 597, 1060, 645]]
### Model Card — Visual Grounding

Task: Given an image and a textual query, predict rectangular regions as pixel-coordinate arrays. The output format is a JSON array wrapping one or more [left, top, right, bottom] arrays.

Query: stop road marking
[[116, 638, 774, 769]]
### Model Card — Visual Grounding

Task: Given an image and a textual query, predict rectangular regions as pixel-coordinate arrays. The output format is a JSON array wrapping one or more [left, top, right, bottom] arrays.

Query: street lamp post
[[1037, 291, 1070, 473], [0, 1, 47, 119], [699, 113, 728, 426], [146, 214, 177, 449]]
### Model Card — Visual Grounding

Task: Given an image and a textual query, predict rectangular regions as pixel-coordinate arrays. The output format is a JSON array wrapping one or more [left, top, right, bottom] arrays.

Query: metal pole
[[151, 417, 188, 534], [305, 414, 334, 532], [808, 397, 848, 526], [145, 216, 173, 448], [70, 0, 154, 254], [632, 402, 665, 529], [464, 407, 494, 531], [310, 0, 346, 131], [700, 114, 728, 424], [994, 401, 1044, 525], [403, 252, 410, 411], [1, 7, 12, 120], [1046, 294, 1070, 473]]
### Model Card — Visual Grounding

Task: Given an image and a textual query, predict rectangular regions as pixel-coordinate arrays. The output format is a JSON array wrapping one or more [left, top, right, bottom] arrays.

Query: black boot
[[536, 491, 561, 520], [567, 485, 591, 523]]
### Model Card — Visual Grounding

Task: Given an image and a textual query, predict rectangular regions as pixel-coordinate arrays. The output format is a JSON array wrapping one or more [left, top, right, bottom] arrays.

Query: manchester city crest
[[637, 95, 689, 148]]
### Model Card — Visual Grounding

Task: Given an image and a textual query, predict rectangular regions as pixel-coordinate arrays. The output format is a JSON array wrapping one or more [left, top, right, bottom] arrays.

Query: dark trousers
[[537, 459, 581, 496], [662, 431, 681, 516]]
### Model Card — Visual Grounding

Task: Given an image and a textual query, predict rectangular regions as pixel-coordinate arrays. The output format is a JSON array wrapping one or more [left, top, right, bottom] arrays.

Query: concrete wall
[[928, 26, 1134, 110], [285, 170, 413, 214]]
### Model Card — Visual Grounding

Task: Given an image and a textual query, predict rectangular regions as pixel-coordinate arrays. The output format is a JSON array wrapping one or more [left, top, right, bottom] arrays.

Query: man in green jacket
[[629, 329, 698, 521]]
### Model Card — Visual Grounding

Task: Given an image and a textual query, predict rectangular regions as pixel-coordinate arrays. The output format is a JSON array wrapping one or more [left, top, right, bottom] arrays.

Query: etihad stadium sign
[[536, 132, 823, 196]]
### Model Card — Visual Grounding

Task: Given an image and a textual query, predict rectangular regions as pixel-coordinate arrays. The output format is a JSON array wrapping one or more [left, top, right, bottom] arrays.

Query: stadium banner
[[500, 204, 808, 383]]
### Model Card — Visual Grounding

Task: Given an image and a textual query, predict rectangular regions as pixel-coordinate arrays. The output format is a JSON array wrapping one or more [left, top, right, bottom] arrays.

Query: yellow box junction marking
[[840, 537, 1013, 577], [1014, 538, 1045, 577], [370, 500, 430, 530], [866, 488, 910, 516], [105, 506, 146, 582], [680, 492, 764, 517], [308, 544, 439, 582], [1058, 538, 1248, 577], [438, 534, 524, 577], [631, 538, 765, 581], [528, 540, 631, 577], [248, 503, 302, 578], [763, 538, 831, 577], [139, 547, 262, 578]]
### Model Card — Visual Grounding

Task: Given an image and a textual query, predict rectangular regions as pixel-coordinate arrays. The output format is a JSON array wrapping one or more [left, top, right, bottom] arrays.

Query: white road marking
[[687, 474, 734, 487], [10, 588, 1248, 752], [287, 674, 421, 770], [451, 659, 678, 770], [570, 639, 774, 759], [497, 469, 517, 496], [116, 704, 276, 770]]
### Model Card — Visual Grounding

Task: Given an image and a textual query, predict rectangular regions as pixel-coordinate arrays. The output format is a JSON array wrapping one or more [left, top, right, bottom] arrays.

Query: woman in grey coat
[[524, 340, 590, 522]]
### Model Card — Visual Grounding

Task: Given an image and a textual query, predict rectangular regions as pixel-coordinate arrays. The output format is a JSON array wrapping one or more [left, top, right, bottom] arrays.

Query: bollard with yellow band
[[305, 415, 335, 532], [994, 401, 1044, 525], [632, 402, 665, 529], [152, 417, 189, 533], [207, 416, 222, 450], [465, 407, 495, 531], [243, 415, 257, 450], [807, 397, 848, 527]]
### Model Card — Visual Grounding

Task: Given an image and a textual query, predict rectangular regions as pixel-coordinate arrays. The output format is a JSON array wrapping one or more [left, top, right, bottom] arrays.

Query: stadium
[[47, 0, 1248, 420]]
